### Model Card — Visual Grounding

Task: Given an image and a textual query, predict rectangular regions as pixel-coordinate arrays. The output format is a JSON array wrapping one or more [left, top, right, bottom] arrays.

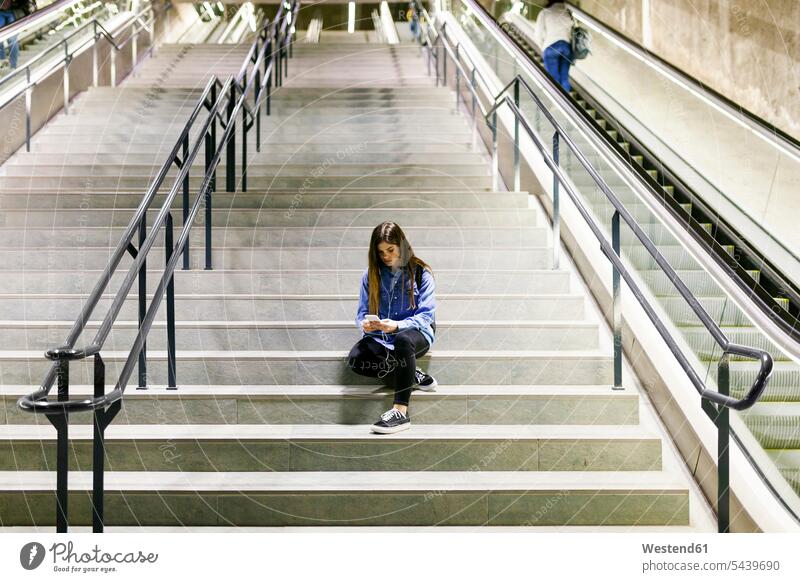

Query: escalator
[[499, 17, 800, 344], [493, 12, 800, 501], [441, 0, 800, 525]]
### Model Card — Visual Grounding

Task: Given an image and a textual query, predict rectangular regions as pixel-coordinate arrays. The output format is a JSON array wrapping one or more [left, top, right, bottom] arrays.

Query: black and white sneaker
[[413, 367, 438, 391], [371, 408, 411, 434]]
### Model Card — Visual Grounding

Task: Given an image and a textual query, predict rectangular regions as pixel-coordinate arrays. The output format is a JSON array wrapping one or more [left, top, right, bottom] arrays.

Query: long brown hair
[[367, 222, 432, 315]]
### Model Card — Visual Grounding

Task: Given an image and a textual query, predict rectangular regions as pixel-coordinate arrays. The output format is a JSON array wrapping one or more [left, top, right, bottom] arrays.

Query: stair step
[[0, 208, 539, 228], [0, 269, 574, 296], [0, 175, 494, 190], [0, 470, 690, 526], [0, 291, 582, 321], [0, 191, 523, 210], [0, 246, 554, 271], [0, 424, 661, 472], [0, 319, 599, 351], [0, 225, 548, 248], [1, 384, 638, 426], [0, 350, 614, 386]]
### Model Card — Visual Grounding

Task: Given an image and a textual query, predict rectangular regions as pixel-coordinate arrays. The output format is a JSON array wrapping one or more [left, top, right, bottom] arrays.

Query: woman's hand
[[361, 319, 381, 332], [377, 319, 399, 333]]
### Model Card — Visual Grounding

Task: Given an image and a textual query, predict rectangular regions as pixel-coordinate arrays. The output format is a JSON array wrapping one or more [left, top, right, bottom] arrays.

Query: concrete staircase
[[0, 38, 705, 528]]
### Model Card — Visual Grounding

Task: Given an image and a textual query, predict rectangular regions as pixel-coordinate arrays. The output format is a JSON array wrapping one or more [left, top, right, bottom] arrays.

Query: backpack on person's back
[[570, 20, 591, 60]]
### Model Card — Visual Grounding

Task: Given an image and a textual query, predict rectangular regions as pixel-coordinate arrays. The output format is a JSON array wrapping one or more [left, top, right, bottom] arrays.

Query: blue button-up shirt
[[355, 264, 436, 349]]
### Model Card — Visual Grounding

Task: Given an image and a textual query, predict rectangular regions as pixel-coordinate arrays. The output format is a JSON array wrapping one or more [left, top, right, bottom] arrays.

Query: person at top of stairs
[[347, 222, 438, 434]]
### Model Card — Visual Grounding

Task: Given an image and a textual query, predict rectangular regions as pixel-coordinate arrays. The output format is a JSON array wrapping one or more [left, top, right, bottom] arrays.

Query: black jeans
[[346, 329, 430, 406]]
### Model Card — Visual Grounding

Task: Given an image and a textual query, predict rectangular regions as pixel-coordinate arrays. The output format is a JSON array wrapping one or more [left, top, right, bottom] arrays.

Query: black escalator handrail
[[483, 73, 772, 411], [565, 2, 800, 160]]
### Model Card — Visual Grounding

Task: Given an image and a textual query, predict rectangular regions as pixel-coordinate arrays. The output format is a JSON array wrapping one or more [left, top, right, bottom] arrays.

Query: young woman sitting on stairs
[[347, 221, 438, 434]]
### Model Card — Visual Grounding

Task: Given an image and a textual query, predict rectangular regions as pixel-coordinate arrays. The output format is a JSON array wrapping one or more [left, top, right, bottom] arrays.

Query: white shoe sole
[[371, 422, 411, 434], [414, 377, 438, 392]]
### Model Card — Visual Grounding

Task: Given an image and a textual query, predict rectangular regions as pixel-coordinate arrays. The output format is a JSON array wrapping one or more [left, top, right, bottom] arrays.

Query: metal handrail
[[433, 3, 773, 532], [19, 6, 293, 411], [500, 14, 800, 363], [0, 0, 102, 42], [0, 1, 158, 151], [16, 1, 299, 533]]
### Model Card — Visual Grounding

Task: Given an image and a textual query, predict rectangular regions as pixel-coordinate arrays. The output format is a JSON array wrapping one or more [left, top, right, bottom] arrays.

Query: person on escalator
[[0, 0, 35, 71], [534, 0, 574, 92]]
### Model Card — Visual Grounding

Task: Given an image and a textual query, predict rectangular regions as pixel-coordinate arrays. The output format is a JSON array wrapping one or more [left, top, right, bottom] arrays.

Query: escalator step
[[722, 244, 735, 257], [774, 297, 790, 311], [620, 142, 630, 153], [663, 185, 674, 195], [607, 130, 618, 140], [700, 223, 713, 235], [647, 169, 658, 180], [633, 155, 644, 165], [597, 119, 607, 129], [587, 109, 597, 118], [680, 203, 692, 214], [748, 270, 761, 283]]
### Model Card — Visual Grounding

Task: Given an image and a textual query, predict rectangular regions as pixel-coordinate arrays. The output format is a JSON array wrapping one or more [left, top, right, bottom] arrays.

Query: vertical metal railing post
[[612, 210, 623, 389], [207, 86, 216, 271], [210, 83, 217, 192], [92, 22, 99, 87], [491, 111, 498, 191], [226, 83, 237, 192], [513, 78, 520, 192], [165, 212, 177, 389], [52, 360, 70, 532], [91, 354, 106, 532], [25, 67, 31, 152], [265, 43, 272, 116], [717, 356, 731, 533], [470, 68, 476, 115], [63, 44, 70, 114], [255, 58, 262, 152], [241, 81, 248, 192], [434, 45, 439, 86], [110, 47, 117, 87], [441, 22, 447, 87], [455, 44, 460, 111], [132, 30, 138, 77], [552, 132, 560, 270], [137, 217, 147, 389], [182, 134, 190, 269]]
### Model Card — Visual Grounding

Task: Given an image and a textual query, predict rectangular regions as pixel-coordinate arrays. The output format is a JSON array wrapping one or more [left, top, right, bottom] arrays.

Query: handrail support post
[[226, 83, 237, 193], [717, 356, 731, 533], [165, 213, 177, 389], [47, 360, 70, 533], [612, 210, 623, 389], [455, 44, 460, 111], [513, 77, 520, 192], [552, 132, 560, 270], [91, 354, 105, 533], [491, 111, 498, 191], [137, 217, 147, 390]]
